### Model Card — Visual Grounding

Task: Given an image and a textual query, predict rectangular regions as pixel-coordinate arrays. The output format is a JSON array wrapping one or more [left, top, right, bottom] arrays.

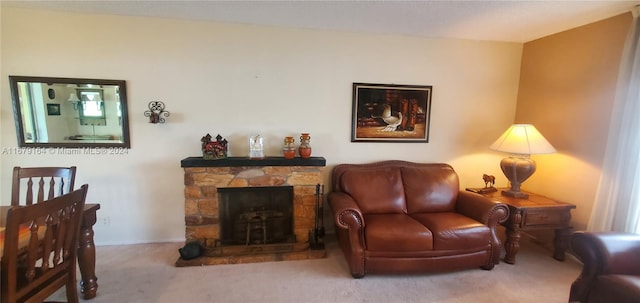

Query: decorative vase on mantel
[[298, 133, 312, 159], [283, 136, 296, 159]]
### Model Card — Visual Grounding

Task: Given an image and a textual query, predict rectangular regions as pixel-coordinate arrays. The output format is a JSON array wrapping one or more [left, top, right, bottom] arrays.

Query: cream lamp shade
[[67, 93, 80, 102], [489, 124, 556, 155], [489, 124, 556, 198]]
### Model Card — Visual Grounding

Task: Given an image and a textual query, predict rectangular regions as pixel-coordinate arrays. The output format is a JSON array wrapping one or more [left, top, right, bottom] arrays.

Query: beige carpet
[[52, 234, 581, 303]]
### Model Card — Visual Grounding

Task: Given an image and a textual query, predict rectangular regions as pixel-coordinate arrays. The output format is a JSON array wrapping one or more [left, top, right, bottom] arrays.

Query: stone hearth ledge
[[178, 156, 327, 267]]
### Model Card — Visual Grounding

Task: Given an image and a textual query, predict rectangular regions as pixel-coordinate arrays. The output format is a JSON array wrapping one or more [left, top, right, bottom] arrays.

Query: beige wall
[[515, 13, 633, 231], [1, 8, 522, 244]]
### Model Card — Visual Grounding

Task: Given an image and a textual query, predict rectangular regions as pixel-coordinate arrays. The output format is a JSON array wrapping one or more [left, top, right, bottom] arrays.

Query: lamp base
[[501, 189, 529, 199], [499, 155, 536, 200]]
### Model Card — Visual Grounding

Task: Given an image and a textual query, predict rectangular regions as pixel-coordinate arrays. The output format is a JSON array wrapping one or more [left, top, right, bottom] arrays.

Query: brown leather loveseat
[[569, 231, 640, 303], [328, 161, 509, 278]]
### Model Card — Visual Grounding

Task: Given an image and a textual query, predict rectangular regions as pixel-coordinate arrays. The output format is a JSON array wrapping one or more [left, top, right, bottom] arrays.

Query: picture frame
[[46, 103, 61, 116], [351, 83, 432, 142]]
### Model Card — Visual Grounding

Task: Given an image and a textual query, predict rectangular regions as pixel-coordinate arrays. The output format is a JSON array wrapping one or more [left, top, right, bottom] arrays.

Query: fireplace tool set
[[309, 184, 325, 250]]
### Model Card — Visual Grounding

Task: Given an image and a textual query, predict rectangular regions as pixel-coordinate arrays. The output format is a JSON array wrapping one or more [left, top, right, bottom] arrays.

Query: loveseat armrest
[[328, 192, 367, 278], [327, 192, 365, 229], [455, 191, 509, 227], [455, 191, 509, 266], [570, 232, 640, 302]]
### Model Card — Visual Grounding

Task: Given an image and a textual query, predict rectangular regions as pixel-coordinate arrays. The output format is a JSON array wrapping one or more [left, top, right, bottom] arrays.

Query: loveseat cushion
[[589, 275, 640, 303], [410, 212, 490, 250], [340, 167, 407, 214], [364, 214, 433, 251], [400, 166, 459, 214]]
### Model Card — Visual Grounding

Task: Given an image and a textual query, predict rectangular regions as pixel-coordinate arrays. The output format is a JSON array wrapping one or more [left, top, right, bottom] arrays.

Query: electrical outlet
[[101, 216, 111, 226]]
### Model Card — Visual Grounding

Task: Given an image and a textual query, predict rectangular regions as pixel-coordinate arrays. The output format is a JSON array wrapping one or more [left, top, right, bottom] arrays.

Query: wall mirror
[[9, 76, 130, 148]]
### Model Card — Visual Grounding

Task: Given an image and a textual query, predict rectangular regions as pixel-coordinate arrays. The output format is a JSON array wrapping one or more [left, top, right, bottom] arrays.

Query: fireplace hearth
[[178, 156, 326, 266]]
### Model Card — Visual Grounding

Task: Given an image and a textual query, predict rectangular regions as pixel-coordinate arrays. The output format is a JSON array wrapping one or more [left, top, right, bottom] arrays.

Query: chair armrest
[[570, 231, 640, 302], [455, 191, 509, 227], [327, 192, 365, 229], [572, 231, 640, 274]]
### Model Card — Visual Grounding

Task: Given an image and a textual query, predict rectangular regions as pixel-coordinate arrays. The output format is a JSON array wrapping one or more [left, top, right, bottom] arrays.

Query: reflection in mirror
[[9, 76, 130, 148]]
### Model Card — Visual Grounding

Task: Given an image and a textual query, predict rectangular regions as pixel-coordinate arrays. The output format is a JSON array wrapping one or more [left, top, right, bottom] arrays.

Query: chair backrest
[[11, 166, 77, 206], [1, 184, 88, 303]]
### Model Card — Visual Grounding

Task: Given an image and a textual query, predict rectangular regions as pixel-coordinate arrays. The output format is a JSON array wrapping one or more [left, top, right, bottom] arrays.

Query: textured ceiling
[[2, 0, 639, 42]]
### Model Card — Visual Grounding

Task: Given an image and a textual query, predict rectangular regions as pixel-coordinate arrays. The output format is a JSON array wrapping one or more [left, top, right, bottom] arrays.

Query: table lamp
[[489, 124, 556, 198], [67, 93, 81, 110]]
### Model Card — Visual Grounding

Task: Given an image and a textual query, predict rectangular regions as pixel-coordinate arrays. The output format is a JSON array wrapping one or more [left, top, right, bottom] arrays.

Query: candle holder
[[144, 101, 170, 124]]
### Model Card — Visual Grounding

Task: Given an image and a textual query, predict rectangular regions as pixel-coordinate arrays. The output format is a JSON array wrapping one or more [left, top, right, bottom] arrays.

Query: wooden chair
[[1, 184, 88, 303], [11, 166, 77, 206]]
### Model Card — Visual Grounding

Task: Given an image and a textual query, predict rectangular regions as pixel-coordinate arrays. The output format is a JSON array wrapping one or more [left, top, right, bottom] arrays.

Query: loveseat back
[[332, 161, 460, 215]]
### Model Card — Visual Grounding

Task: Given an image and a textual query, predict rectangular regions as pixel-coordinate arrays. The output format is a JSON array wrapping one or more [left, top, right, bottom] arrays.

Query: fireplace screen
[[218, 186, 295, 246]]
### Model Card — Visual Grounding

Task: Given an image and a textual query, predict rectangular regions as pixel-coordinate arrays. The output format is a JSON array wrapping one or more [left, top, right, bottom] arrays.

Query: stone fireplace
[[178, 156, 326, 266]]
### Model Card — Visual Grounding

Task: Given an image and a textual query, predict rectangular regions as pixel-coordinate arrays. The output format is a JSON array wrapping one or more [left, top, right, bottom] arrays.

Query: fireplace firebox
[[218, 186, 295, 246]]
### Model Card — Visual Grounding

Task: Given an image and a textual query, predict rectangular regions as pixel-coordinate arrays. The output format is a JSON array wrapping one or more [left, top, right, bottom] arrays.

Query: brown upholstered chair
[[569, 231, 640, 303], [328, 161, 509, 278], [11, 166, 77, 206], [1, 184, 88, 303]]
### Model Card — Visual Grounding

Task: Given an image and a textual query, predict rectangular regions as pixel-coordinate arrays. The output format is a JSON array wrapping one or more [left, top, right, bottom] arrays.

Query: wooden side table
[[470, 189, 576, 264]]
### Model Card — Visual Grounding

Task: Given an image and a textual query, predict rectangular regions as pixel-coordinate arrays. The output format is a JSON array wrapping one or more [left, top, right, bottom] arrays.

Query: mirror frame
[[9, 76, 131, 148]]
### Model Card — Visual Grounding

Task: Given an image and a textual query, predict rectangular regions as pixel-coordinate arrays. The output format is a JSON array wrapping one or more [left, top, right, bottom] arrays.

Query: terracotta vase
[[283, 136, 296, 159], [298, 133, 312, 159]]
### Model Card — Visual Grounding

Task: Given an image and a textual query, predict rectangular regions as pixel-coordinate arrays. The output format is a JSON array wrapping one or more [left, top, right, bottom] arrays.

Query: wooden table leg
[[504, 227, 521, 264], [78, 209, 99, 299], [553, 228, 571, 261], [503, 210, 522, 265]]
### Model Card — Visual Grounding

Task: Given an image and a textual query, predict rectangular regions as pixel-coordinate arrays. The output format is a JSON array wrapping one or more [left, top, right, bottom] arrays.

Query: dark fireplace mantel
[[181, 156, 326, 168]]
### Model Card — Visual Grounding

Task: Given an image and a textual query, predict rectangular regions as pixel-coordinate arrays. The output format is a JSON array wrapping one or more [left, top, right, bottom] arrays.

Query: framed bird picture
[[351, 83, 432, 142]]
